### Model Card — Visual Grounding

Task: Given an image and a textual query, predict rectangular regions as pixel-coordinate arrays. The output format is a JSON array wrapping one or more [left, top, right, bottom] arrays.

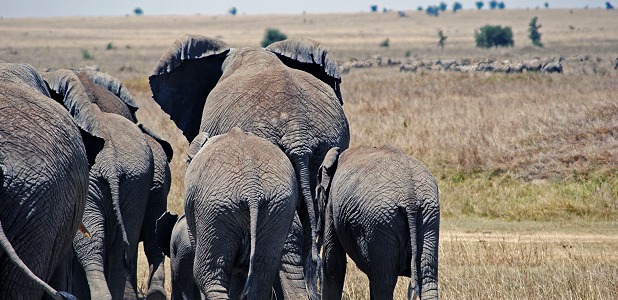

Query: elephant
[[156, 210, 307, 300], [0, 62, 101, 299], [316, 146, 440, 300], [42, 69, 158, 300], [181, 128, 299, 299], [149, 35, 350, 291], [74, 69, 175, 299], [156, 213, 200, 300]]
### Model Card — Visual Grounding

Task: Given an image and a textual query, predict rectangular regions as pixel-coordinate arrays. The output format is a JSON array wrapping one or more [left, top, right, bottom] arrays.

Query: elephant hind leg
[[322, 205, 346, 300], [368, 274, 398, 300]]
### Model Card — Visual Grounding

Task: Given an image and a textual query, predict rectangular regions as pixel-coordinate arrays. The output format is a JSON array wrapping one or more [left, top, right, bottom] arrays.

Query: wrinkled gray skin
[[42, 69, 156, 300], [149, 35, 350, 294], [0, 62, 100, 299], [156, 211, 307, 300], [183, 128, 299, 299], [317, 146, 440, 300], [76, 70, 174, 300]]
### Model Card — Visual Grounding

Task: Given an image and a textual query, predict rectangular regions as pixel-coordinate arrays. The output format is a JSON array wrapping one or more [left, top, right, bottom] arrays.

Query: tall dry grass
[[2, 9, 617, 299]]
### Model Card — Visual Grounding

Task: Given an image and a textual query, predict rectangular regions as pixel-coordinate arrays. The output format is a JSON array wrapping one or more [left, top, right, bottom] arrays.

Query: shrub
[[370, 5, 378, 12], [417, 6, 424, 11], [474, 25, 514, 48], [489, 0, 498, 9], [606, 2, 614, 9], [426, 5, 440, 16], [228, 7, 237, 15], [476, 1, 484, 10], [81, 49, 94, 60], [498, 2, 506, 9], [134, 7, 143, 16], [439, 2, 448, 11], [106, 42, 115, 50], [261, 28, 287, 47], [379, 38, 390, 48], [528, 16, 543, 47]]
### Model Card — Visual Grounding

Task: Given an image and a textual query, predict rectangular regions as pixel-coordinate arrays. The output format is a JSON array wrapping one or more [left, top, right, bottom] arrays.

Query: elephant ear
[[186, 131, 209, 167], [79, 128, 105, 168], [42, 69, 105, 139], [0, 62, 51, 98], [149, 34, 230, 142], [139, 124, 174, 162], [78, 70, 139, 122], [156, 211, 179, 257], [265, 38, 343, 104]]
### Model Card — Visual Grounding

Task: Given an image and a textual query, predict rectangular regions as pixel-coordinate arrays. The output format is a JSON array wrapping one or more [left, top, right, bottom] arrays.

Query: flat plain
[[1, 8, 617, 299]]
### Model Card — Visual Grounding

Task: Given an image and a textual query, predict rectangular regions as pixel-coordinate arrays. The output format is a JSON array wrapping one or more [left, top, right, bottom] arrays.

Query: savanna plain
[[1, 8, 616, 299]]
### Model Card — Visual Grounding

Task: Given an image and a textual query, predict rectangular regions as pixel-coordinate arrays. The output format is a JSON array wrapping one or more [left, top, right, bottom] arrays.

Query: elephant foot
[[146, 287, 167, 300]]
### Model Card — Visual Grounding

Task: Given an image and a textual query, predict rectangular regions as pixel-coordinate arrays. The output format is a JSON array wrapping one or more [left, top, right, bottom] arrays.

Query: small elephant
[[149, 35, 350, 289], [0, 62, 101, 299], [183, 128, 299, 299], [156, 211, 307, 300], [42, 69, 157, 300], [156, 213, 200, 300], [317, 146, 440, 300]]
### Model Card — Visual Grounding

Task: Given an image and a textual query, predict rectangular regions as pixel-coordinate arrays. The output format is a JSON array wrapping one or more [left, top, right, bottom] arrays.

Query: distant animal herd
[[340, 54, 618, 74]]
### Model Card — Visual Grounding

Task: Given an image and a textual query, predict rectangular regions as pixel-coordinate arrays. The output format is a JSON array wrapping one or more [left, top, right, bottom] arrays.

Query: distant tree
[[228, 7, 237, 15], [133, 7, 143, 15], [370, 5, 378, 12], [426, 5, 440, 16], [498, 2, 506, 9], [418, 6, 424, 11], [437, 29, 448, 49], [606, 2, 615, 9], [544, 2, 549, 8], [475, 25, 514, 48], [489, 0, 498, 9], [476, 1, 484, 10], [439, 2, 448, 11], [380, 38, 390, 47], [528, 16, 543, 47], [453, 2, 463, 12], [261, 28, 287, 47]]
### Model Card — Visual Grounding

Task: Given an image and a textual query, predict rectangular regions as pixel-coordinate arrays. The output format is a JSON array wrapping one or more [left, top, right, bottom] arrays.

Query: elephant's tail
[[0, 222, 77, 300], [107, 172, 132, 271], [405, 177, 440, 300], [241, 198, 260, 298]]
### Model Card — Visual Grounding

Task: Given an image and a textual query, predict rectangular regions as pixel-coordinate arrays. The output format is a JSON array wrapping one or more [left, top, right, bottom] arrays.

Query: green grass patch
[[439, 170, 618, 222]]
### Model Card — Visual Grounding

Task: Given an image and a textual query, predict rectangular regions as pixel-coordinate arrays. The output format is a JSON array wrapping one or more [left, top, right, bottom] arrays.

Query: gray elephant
[[42, 69, 157, 300], [149, 35, 350, 290], [0, 62, 101, 299], [181, 128, 299, 299], [76, 69, 174, 299], [156, 210, 307, 300], [317, 146, 440, 300], [156, 213, 200, 300]]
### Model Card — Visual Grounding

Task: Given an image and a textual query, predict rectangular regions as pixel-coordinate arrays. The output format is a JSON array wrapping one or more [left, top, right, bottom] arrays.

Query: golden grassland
[[2, 8, 617, 299]]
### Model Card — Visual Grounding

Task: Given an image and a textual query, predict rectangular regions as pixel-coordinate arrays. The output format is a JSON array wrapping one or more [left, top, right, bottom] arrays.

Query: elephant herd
[[0, 35, 440, 299]]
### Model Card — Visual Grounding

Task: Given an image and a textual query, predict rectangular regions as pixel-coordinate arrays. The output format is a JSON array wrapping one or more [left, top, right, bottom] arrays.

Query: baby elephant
[[184, 127, 299, 299], [317, 146, 440, 300], [156, 213, 201, 300]]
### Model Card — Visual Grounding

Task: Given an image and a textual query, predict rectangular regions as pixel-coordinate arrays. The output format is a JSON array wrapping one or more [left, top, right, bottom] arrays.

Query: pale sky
[[0, 1, 610, 18]]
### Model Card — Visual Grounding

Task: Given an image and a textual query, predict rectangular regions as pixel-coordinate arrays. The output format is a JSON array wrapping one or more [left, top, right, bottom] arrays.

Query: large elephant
[[182, 128, 299, 299], [0, 62, 101, 299], [42, 69, 156, 300], [149, 35, 350, 290], [75, 69, 174, 299], [317, 146, 440, 300], [156, 211, 307, 300]]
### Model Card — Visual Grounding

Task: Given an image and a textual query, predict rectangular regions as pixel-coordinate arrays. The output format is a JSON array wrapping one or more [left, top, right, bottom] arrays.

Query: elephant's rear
[[0, 83, 89, 298]]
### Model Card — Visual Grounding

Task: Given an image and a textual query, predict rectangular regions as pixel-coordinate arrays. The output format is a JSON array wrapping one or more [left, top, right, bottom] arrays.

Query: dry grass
[[2, 9, 617, 299]]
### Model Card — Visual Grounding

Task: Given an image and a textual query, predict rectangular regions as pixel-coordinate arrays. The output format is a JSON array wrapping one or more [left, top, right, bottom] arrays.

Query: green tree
[[528, 16, 543, 47], [489, 0, 498, 9], [475, 25, 514, 48], [439, 2, 448, 11], [476, 1, 484, 10], [133, 7, 143, 15], [453, 2, 463, 12], [498, 2, 506, 9], [261, 28, 287, 47], [228, 7, 237, 15]]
